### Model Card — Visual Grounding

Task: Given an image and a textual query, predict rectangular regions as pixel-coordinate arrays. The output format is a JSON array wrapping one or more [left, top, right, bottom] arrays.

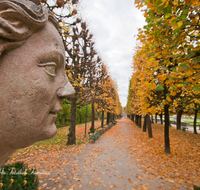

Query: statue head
[[0, 0, 75, 165]]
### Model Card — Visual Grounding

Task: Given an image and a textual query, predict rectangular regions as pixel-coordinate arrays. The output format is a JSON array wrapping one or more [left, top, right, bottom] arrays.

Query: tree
[[64, 21, 97, 145], [96, 64, 121, 124]]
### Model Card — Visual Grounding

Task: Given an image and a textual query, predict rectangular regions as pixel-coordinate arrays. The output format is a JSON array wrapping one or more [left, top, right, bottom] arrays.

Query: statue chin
[[12, 123, 58, 150]]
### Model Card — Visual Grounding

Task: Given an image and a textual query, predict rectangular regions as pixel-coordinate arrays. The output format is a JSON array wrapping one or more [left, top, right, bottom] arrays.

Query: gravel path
[[38, 117, 186, 190]]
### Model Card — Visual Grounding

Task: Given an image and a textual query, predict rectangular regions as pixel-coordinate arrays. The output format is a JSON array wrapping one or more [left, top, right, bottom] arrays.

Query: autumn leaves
[[126, 0, 200, 153]]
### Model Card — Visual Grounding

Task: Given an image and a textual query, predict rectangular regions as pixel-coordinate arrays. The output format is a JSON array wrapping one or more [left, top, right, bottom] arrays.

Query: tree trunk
[[107, 112, 110, 124], [151, 115, 154, 123], [160, 114, 163, 124], [90, 100, 95, 131], [138, 116, 141, 128], [135, 115, 137, 125], [155, 113, 157, 123], [193, 105, 198, 134], [143, 115, 147, 132], [136, 115, 139, 126], [101, 111, 104, 126], [146, 114, 153, 138], [67, 97, 77, 145], [84, 103, 88, 137], [132, 114, 135, 122], [164, 104, 170, 154], [176, 109, 183, 130]]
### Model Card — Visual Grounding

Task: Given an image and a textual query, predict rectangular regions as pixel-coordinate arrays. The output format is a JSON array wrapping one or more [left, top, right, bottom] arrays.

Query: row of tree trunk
[[100, 111, 115, 126], [152, 109, 198, 134], [130, 114, 153, 138], [128, 105, 199, 154], [67, 98, 117, 145], [128, 111, 170, 154]]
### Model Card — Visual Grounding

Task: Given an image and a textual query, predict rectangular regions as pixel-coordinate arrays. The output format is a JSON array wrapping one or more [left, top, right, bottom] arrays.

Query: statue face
[[0, 21, 71, 149]]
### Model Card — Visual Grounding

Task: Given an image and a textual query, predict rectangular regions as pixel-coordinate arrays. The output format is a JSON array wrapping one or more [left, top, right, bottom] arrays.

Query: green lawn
[[182, 118, 200, 126], [167, 117, 200, 127], [182, 118, 200, 122]]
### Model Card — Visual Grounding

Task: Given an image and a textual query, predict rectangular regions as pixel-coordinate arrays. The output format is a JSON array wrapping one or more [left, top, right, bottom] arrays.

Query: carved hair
[[0, 0, 59, 56]]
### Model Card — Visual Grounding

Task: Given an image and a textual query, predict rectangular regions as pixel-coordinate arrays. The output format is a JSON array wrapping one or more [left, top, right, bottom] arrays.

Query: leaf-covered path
[[37, 117, 199, 190]]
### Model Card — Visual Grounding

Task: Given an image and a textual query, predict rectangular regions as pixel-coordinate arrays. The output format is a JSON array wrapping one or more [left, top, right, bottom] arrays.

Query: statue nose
[[57, 82, 75, 98]]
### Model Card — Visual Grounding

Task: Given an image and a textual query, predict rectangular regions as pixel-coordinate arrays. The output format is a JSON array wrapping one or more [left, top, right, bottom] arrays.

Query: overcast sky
[[77, 0, 146, 107]]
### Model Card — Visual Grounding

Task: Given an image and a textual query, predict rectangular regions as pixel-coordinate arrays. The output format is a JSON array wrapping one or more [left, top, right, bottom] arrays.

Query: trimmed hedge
[[194, 186, 200, 190], [0, 162, 38, 190]]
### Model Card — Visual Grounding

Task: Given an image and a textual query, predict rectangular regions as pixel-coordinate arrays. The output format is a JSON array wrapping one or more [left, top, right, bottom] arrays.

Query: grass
[[182, 119, 200, 127], [155, 117, 200, 127], [182, 118, 200, 123]]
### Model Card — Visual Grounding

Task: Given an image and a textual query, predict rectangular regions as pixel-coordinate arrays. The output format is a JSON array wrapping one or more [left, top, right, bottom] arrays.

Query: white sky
[[77, 0, 146, 107]]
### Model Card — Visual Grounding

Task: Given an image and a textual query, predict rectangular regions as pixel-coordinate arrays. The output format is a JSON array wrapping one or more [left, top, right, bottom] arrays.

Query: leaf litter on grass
[[107, 118, 200, 189]]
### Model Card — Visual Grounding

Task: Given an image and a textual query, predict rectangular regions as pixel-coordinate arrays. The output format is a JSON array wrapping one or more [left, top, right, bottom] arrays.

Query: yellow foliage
[[157, 75, 166, 81], [128, 0, 200, 117], [166, 96, 172, 102]]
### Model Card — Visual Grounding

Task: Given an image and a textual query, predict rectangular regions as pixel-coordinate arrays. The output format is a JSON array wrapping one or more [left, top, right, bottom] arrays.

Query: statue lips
[[49, 107, 62, 120], [49, 111, 58, 118]]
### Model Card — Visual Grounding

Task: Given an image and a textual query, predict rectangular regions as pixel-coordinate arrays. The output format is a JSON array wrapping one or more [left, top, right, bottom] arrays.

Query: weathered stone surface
[[0, 0, 75, 167]]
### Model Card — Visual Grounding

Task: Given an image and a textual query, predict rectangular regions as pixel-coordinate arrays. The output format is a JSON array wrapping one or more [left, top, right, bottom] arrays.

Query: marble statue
[[0, 0, 75, 167]]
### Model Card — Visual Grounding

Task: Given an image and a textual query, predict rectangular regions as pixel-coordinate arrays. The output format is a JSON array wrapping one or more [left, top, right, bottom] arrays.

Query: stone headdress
[[0, 0, 58, 56]]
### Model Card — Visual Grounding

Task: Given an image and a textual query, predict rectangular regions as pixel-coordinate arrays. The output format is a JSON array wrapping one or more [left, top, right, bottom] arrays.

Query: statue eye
[[38, 62, 57, 77]]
